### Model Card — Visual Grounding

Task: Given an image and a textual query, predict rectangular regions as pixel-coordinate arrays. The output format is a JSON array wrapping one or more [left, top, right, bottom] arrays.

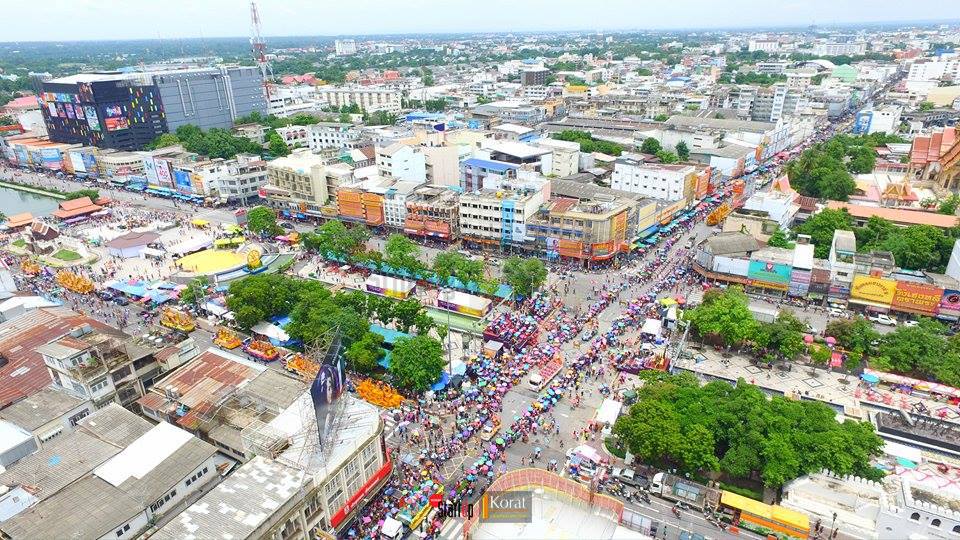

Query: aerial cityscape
[[1, 2, 960, 540]]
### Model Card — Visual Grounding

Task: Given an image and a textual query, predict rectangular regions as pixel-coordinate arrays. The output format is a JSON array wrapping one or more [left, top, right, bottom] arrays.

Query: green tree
[[226, 274, 302, 330], [384, 234, 425, 277], [149, 133, 181, 149], [303, 220, 370, 261], [766, 228, 792, 248], [640, 137, 662, 155], [179, 276, 210, 309], [685, 286, 758, 348], [613, 399, 682, 464], [653, 114, 669, 122], [675, 141, 690, 161], [267, 131, 290, 157], [246, 206, 281, 236], [656, 150, 679, 164], [939, 194, 960, 216], [501, 256, 547, 298], [345, 332, 385, 374], [797, 208, 854, 258], [65, 189, 100, 201], [636, 68, 653, 76], [919, 101, 935, 111], [389, 335, 445, 391]]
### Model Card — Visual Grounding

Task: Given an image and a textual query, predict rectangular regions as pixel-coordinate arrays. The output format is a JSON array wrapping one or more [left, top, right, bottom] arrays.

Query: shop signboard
[[747, 260, 792, 285], [850, 275, 896, 305], [891, 281, 943, 315]]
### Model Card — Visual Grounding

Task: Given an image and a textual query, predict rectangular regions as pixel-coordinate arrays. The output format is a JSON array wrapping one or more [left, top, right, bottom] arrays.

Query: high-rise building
[[335, 39, 358, 56], [37, 67, 267, 150]]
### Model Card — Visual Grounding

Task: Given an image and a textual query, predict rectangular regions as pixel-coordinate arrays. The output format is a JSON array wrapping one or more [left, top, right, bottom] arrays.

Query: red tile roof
[[5, 212, 34, 229], [52, 197, 102, 220], [0, 308, 117, 408]]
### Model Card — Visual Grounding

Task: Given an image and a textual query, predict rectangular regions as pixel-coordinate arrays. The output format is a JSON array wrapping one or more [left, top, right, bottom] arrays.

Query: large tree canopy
[[613, 373, 884, 487]]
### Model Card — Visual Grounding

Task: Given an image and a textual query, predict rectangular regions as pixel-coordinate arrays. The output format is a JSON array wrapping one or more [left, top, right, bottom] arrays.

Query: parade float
[[56, 271, 94, 294], [213, 327, 241, 349], [21, 260, 41, 276], [160, 308, 196, 333], [284, 352, 319, 379], [356, 379, 403, 409], [244, 339, 279, 362]]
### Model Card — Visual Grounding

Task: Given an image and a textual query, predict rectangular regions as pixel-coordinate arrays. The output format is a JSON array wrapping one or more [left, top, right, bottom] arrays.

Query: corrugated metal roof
[[0, 308, 118, 408]]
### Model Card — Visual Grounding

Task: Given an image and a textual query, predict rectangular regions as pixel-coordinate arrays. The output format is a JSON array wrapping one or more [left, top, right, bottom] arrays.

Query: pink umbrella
[[803, 334, 814, 343], [825, 336, 837, 345]]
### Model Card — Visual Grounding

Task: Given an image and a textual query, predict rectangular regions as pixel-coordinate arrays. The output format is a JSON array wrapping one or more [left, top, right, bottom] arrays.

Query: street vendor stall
[[365, 274, 417, 299]]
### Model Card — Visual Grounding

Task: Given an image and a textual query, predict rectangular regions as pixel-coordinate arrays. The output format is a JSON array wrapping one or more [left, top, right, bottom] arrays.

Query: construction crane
[[249, 0, 274, 100]]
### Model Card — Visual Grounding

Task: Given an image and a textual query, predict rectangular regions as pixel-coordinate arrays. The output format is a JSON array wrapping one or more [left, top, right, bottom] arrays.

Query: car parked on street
[[868, 313, 897, 326]]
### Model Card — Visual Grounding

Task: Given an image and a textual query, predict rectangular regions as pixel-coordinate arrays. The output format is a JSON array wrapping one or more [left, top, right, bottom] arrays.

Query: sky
[[6, 0, 959, 42]]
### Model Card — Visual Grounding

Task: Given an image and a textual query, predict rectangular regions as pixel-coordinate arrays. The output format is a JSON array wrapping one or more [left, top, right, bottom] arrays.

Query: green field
[[52, 249, 82, 262]]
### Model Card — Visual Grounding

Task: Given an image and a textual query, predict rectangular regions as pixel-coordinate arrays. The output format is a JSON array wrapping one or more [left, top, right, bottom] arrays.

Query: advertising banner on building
[[891, 281, 943, 315], [82, 153, 98, 177], [941, 289, 960, 311], [747, 260, 792, 285], [155, 159, 173, 187], [69, 152, 86, 173], [173, 170, 193, 193], [40, 148, 62, 171], [850, 276, 896, 305], [143, 156, 159, 185]]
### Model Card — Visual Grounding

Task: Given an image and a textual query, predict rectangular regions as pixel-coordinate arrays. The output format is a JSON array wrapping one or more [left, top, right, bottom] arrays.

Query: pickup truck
[[868, 313, 897, 326]]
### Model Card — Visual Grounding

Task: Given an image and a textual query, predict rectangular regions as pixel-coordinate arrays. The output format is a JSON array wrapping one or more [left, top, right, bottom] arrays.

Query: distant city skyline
[[5, 0, 959, 42]]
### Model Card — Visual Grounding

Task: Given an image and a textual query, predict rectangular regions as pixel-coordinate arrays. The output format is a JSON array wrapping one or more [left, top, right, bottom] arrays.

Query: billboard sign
[[84, 106, 101, 131], [173, 170, 193, 193], [104, 104, 129, 131], [850, 275, 896, 305], [155, 159, 173, 187], [40, 148, 62, 171], [143, 156, 159, 185], [747, 260, 792, 285], [82, 153, 98, 176], [69, 152, 86, 173], [310, 333, 346, 442], [891, 281, 943, 315]]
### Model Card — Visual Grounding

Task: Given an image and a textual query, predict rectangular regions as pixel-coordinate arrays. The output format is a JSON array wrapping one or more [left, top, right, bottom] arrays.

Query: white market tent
[[365, 274, 416, 298], [640, 318, 662, 336], [442, 290, 491, 315], [595, 398, 623, 426], [250, 321, 290, 342]]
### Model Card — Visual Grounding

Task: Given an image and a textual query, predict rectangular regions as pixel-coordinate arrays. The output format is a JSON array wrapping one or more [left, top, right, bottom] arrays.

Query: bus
[[718, 490, 809, 539]]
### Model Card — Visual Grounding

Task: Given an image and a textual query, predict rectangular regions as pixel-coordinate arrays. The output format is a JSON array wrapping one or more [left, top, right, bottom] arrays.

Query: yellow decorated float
[[213, 327, 241, 349], [21, 260, 41, 276], [284, 353, 320, 379], [160, 308, 196, 332], [244, 339, 279, 361], [56, 271, 94, 294]]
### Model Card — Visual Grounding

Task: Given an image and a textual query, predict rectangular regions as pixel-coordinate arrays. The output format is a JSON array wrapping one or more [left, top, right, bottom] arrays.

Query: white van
[[529, 373, 544, 391]]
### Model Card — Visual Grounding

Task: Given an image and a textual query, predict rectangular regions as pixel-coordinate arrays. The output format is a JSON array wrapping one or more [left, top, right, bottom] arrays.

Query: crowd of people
[[346, 191, 730, 539]]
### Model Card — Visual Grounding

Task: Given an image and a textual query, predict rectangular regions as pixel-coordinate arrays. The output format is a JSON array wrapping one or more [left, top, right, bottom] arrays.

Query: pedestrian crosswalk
[[382, 414, 403, 447], [438, 517, 464, 539]]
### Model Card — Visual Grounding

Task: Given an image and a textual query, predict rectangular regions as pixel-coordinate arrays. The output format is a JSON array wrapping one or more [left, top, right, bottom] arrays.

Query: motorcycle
[[672, 506, 681, 518]]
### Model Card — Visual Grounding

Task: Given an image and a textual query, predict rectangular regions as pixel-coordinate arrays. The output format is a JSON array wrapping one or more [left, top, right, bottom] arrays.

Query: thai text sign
[[850, 276, 896, 304], [891, 281, 943, 314]]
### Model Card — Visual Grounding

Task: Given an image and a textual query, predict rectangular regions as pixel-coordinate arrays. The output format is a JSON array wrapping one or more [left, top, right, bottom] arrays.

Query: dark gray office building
[[153, 66, 267, 131]]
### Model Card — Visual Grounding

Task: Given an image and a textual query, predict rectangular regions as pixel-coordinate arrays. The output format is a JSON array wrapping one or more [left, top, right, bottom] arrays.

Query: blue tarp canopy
[[431, 370, 451, 391], [370, 324, 411, 345]]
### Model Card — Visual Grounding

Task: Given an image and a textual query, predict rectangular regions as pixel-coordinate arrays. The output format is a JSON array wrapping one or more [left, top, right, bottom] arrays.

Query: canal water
[[0, 185, 61, 217]]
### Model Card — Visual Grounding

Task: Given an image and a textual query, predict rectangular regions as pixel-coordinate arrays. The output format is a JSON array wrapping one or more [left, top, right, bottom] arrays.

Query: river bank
[[0, 180, 67, 200]]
